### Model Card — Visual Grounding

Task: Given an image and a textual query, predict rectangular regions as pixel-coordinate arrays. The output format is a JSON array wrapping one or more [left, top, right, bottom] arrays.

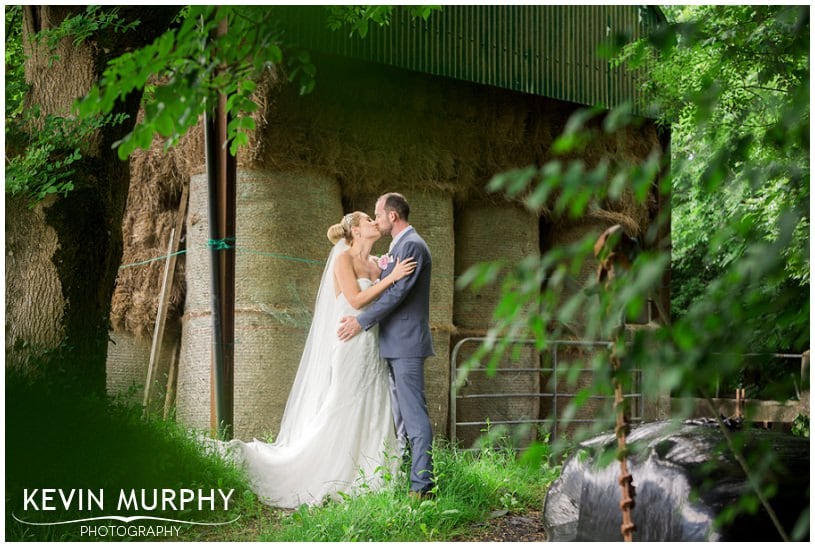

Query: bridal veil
[[274, 240, 348, 445]]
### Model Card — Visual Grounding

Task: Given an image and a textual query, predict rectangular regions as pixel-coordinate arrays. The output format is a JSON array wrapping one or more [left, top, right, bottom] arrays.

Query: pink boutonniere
[[377, 254, 394, 270]]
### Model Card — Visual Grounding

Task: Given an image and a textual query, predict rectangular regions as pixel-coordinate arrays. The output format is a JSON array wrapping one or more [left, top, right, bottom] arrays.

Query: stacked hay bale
[[105, 120, 200, 407], [106, 332, 180, 406], [176, 169, 343, 439], [107, 51, 665, 446], [107, 71, 279, 418], [452, 200, 541, 448]]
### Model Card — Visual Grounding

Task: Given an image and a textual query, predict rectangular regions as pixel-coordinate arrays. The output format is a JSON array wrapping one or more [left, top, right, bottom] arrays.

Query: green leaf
[[153, 111, 174, 137], [456, 261, 504, 292], [229, 132, 248, 155], [157, 31, 174, 58], [299, 79, 316, 95]]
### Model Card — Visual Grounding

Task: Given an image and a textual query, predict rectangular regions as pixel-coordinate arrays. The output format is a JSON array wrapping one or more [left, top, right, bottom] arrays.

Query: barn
[[106, 5, 670, 443]]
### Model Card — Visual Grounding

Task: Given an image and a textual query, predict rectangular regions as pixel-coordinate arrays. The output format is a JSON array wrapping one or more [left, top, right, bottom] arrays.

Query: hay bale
[[182, 173, 210, 314], [408, 190, 455, 329], [451, 335, 541, 448], [452, 201, 541, 447], [106, 330, 179, 409], [539, 343, 618, 441], [258, 55, 555, 200], [110, 127, 195, 340], [426, 333, 451, 437], [454, 201, 540, 328], [176, 168, 343, 439], [542, 217, 650, 329], [106, 332, 151, 400], [177, 313, 309, 438], [175, 313, 210, 430], [542, 219, 609, 302]]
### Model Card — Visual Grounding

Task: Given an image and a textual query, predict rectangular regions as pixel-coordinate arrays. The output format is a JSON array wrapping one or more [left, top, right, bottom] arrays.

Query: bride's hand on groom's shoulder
[[392, 256, 416, 281]]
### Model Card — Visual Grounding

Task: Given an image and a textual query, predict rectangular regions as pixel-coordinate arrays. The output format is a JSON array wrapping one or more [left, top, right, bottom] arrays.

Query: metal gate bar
[[450, 337, 644, 444]]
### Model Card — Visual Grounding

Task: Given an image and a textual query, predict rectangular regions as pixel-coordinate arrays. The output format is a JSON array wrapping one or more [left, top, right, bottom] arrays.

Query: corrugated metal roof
[[277, 5, 664, 117]]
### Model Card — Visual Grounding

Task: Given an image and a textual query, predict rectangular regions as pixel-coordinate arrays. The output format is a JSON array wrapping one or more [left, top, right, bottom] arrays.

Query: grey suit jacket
[[357, 228, 434, 359]]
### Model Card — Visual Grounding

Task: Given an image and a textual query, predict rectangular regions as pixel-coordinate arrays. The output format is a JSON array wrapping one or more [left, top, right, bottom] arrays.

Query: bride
[[216, 211, 415, 508]]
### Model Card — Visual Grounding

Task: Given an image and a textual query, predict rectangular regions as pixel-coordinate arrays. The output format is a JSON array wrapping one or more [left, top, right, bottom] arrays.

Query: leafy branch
[[34, 5, 139, 50], [325, 5, 441, 38], [5, 5, 136, 204], [74, 6, 273, 159], [6, 109, 128, 205]]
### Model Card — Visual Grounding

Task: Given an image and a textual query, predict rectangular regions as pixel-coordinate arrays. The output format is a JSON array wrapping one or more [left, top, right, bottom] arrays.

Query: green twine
[[118, 242, 323, 270], [208, 237, 236, 251], [118, 239, 462, 273], [237, 247, 323, 265]]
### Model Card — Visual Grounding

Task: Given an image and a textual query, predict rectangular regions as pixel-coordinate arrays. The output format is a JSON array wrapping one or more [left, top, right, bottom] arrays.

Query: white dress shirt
[[388, 225, 414, 253]]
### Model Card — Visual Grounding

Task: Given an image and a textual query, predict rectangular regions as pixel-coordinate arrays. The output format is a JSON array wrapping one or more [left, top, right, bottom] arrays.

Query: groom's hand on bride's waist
[[338, 316, 362, 341]]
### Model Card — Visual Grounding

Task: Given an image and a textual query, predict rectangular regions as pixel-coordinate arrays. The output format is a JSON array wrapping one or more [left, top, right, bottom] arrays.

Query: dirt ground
[[452, 509, 547, 542], [188, 506, 549, 542]]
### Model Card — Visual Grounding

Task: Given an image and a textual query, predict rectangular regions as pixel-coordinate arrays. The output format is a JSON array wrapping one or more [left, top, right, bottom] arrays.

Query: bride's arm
[[335, 254, 415, 310]]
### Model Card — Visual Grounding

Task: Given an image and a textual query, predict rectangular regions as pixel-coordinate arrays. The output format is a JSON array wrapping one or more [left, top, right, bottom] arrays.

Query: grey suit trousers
[[388, 356, 434, 493]]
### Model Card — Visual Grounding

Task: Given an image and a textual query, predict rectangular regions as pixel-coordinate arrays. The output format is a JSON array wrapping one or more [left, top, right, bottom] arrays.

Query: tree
[[652, 6, 809, 348], [6, 6, 180, 391], [635, 5, 809, 397], [468, 4, 808, 539]]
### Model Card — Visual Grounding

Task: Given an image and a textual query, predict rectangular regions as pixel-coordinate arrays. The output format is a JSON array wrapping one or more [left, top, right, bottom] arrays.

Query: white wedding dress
[[217, 270, 399, 509]]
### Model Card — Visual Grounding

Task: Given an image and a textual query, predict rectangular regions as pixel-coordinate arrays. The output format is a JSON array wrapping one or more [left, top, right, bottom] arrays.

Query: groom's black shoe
[[408, 490, 435, 501]]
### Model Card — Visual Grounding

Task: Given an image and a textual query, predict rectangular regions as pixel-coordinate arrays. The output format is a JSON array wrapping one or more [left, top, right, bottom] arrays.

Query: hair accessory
[[342, 213, 354, 231]]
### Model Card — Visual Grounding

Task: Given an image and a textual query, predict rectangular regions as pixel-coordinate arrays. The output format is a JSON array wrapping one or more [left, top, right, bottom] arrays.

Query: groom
[[338, 192, 435, 498]]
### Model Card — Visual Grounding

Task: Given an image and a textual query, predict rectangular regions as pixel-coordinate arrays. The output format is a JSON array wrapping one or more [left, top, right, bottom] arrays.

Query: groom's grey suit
[[356, 226, 435, 493]]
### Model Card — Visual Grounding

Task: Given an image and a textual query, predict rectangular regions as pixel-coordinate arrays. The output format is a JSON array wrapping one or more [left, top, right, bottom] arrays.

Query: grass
[[258, 438, 560, 542], [5, 372, 253, 542], [5, 371, 561, 542]]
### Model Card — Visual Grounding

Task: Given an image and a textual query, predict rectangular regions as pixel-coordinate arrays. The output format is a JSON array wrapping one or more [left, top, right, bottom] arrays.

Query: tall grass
[[5, 372, 256, 542], [6, 370, 561, 542], [261, 437, 561, 542]]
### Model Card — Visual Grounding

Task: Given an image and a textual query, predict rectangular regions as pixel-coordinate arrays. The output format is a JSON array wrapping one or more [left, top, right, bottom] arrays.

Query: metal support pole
[[205, 13, 236, 440]]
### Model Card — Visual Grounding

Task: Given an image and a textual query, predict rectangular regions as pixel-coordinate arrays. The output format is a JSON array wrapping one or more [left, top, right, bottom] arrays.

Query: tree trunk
[[5, 6, 178, 393]]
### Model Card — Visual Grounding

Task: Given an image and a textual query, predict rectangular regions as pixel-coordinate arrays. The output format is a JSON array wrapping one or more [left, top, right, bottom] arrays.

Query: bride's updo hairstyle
[[327, 211, 363, 244]]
